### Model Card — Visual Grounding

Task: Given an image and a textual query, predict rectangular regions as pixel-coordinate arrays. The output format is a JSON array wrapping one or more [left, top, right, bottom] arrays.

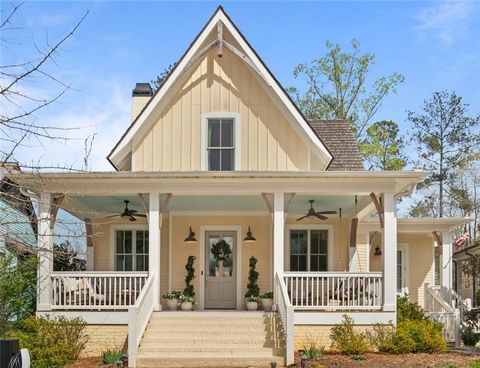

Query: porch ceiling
[[61, 194, 369, 220]]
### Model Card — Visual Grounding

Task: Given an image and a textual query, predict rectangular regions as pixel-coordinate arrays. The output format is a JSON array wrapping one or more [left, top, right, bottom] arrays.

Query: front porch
[[21, 171, 425, 366]]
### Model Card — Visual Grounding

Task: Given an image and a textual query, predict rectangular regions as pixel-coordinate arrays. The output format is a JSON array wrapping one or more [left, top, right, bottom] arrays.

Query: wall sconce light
[[243, 226, 256, 243], [184, 227, 197, 244], [374, 246, 382, 256]]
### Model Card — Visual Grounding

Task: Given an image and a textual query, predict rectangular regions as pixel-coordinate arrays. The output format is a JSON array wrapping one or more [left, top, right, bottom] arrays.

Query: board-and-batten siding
[[132, 47, 309, 172]]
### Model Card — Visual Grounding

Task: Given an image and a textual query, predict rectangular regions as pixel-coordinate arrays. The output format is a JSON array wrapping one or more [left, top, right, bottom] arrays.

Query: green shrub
[[302, 335, 325, 360], [10, 315, 88, 368], [367, 320, 445, 353], [351, 355, 367, 361], [397, 295, 427, 322], [330, 315, 370, 355], [469, 361, 480, 368], [102, 348, 124, 365], [461, 326, 480, 347]]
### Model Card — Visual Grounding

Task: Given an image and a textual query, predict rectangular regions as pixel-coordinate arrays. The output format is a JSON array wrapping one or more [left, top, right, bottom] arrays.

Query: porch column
[[382, 192, 397, 312], [37, 192, 53, 311], [441, 230, 452, 290], [149, 192, 161, 311], [273, 191, 284, 277]]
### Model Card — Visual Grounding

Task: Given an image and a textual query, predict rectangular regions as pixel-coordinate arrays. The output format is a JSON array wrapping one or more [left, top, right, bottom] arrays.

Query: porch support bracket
[[370, 192, 384, 229]]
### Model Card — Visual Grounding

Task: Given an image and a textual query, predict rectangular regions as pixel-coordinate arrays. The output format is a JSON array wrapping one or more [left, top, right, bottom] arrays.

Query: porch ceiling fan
[[105, 200, 146, 222], [296, 200, 337, 221]]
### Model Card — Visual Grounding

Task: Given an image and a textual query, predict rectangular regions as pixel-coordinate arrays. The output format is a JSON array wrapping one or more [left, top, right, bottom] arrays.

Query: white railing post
[[127, 306, 137, 368], [273, 192, 284, 277], [38, 192, 53, 311], [149, 192, 161, 311], [275, 272, 294, 366], [382, 192, 397, 313]]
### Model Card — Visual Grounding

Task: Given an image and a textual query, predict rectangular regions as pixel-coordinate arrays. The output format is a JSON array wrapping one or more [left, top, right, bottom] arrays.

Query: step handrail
[[128, 272, 155, 368], [274, 272, 294, 366]]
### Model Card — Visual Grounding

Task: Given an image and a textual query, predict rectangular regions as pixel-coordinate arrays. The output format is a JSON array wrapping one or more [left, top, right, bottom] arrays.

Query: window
[[207, 119, 234, 171], [115, 229, 149, 271], [288, 229, 329, 271]]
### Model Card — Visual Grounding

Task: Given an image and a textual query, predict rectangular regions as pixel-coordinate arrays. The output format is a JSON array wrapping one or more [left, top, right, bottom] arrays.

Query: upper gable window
[[207, 119, 234, 171]]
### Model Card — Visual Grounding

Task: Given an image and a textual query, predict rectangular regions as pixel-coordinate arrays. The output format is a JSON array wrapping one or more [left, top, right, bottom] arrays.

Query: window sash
[[115, 229, 149, 271], [207, 119, 235, 171], [288, 229, 329, 272]]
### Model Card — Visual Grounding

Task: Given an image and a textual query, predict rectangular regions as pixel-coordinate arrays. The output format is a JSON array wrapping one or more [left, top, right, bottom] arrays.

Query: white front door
[[205, 231, 236, 309]]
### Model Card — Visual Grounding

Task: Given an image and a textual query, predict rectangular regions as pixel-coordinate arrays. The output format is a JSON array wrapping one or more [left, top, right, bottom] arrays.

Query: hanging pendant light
[[184, 227, 197, 244], [243, 226, 256, 243]]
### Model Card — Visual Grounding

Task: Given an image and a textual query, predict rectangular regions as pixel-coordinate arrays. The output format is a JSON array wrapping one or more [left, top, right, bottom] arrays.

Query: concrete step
[[138, 338, 282, 347], [136, 356, 284, 368], [138, 345, 285, 354], [141, 330, 283, 339]]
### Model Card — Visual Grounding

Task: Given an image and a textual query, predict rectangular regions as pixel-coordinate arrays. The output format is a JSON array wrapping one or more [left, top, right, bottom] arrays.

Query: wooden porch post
[[382, 192, 397, 312], [37, 192, 53, 311], [149, 192, 161, 311], [441, 230, 452, 290], [273, 192, 284, 277]]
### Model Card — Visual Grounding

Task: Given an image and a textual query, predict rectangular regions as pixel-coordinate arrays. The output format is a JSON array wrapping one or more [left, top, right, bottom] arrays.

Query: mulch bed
[[293, 351, 480, 368], [67, 352, 480, 368]]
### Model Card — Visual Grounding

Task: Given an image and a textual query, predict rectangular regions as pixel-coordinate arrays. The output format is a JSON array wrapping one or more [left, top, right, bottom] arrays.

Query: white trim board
[[107, 7, 332, 170], [294, 311, 396, 325], [37, 311, 129, 324], [199, 225, 242, 310]]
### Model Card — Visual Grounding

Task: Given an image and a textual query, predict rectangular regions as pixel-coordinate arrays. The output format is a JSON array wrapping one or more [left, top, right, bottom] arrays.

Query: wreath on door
[[211, 239, 232, 262]]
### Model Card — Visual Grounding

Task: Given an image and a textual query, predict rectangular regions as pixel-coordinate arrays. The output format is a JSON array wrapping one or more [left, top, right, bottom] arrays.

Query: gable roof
[[107, 6, 333, 171], [309, 119, 364, 171]]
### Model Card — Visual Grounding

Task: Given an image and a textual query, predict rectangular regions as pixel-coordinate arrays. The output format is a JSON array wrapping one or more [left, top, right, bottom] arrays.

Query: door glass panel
[[207, 234, 234, 277]]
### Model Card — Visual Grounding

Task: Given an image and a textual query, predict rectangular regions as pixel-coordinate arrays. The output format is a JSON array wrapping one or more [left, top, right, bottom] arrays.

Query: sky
[[1, 0, 480, 171]]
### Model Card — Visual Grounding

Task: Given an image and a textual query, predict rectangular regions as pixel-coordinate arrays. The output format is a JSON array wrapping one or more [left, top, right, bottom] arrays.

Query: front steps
[[136, 311, 285, 368]]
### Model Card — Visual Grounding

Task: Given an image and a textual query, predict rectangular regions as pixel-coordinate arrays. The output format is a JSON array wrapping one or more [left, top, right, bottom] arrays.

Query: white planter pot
[[261, 298, 273, 312], [246, 301, 258, 311], [180, 301, 193, 311], [166, 298, 178, 311]]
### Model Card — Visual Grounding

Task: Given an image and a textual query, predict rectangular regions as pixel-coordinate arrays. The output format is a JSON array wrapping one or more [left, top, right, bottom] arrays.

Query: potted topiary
[[245, 256, 260, 310], [162, 291, 180, 311], [260, 291, 274, 312], [180, 255, 196, 310]]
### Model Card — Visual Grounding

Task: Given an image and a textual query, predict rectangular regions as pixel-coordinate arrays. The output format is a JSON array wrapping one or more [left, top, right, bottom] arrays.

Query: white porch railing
[[283, 272, 383, 310], [424, 284, 460, 345], [50, 272, 148, 310], [128, 273, 155, 368], [274, 272, 294, 366]]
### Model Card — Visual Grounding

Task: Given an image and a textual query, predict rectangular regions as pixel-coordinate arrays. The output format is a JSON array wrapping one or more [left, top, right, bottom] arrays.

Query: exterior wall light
[[184, 227, 197, 244], [243, 226, 256, 243]]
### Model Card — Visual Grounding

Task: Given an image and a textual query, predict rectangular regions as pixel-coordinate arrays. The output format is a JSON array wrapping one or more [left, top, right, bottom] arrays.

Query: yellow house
[[12, 6, 469, 368]]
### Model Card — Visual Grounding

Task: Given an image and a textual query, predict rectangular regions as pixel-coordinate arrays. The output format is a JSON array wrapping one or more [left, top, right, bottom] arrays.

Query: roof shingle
[[309, 119, 364, 171]]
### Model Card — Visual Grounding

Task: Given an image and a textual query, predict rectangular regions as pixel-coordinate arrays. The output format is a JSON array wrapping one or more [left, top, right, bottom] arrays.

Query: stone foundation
[[81, 325, 128, 357]]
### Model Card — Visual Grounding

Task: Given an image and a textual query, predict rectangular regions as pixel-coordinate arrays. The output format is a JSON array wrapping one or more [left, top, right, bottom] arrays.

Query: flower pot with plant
[[178, 293, 195, 311], [245, 256, 260, 310], [260, 291, 274, 311], [180, 255, 196, 310], [162, 291, 180, 311]]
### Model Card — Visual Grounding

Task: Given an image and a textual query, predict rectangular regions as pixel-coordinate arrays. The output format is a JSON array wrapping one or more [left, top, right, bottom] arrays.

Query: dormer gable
[[107, 6, 333, 172]]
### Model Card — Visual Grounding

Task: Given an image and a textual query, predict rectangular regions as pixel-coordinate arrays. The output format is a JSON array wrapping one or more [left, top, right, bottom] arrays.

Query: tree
[[0, 252, 38, 335], [53, 241, 84, 271], [151, 63, 177, 92], [359, 120, 407, 171], [288, 39, 404, 138], [408, 90, 480, 218], [0, 3, 89, 164]]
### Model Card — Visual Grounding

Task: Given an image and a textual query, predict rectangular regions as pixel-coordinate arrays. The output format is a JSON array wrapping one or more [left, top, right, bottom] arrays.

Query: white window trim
[[200, 112, 241, 171], [109, 224, 149, 271], [397, 243, 409, 295], [285, 224, 334, 272]]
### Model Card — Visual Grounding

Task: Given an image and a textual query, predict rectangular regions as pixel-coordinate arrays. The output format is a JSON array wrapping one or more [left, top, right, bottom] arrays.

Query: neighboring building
[[453, 244, 480, 305], [0, 163, 37, 256], [10, 7, 468, 367]]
